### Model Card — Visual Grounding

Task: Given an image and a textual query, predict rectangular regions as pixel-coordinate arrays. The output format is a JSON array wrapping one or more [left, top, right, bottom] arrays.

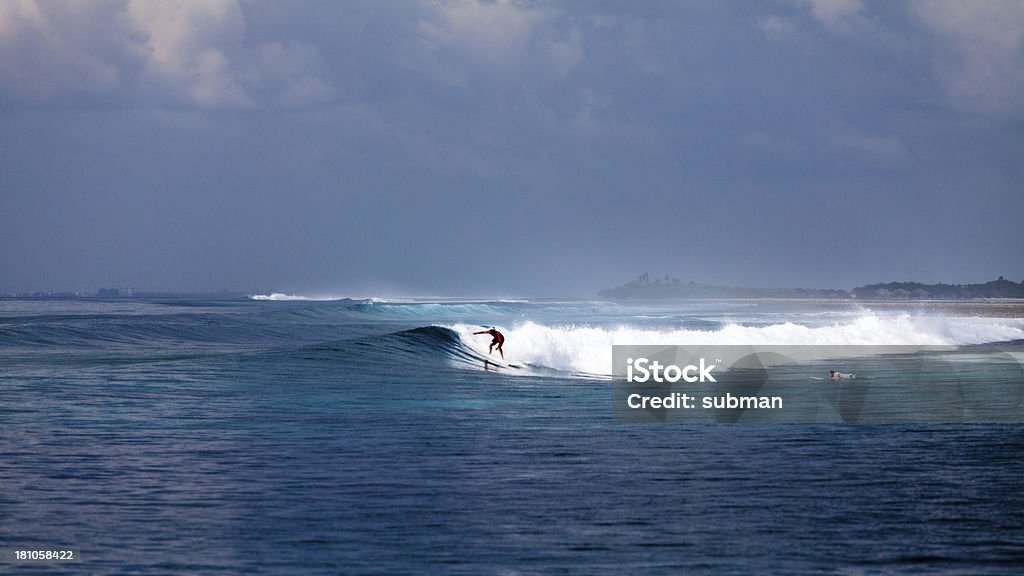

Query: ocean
[[2, 296, 1023, 574]]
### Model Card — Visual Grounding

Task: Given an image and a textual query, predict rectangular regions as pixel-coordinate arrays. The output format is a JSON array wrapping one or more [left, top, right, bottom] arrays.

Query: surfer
[[829, 370, 855, 380], [474, 327, 505, 360]]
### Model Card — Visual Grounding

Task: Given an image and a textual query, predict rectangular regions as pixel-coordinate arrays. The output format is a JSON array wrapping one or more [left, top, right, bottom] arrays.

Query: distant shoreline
[[4, 276, 1024, 304], [599, 275, 1024, 301], [0, 291, 251, 300]]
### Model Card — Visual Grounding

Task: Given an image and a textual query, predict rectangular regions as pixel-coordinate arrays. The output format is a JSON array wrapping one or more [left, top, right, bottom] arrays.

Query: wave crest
[[448, 314, 1024, 376], [250, 293, 349, 301]]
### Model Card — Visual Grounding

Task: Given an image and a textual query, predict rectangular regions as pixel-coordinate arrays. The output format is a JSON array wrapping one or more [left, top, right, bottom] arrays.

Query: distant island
[[599, 274, 1024, 300], [850, 277, 1024, 299]]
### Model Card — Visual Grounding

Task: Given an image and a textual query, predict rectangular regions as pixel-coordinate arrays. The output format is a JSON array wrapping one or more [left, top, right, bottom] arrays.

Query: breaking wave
[[446, 314, 1024, 376], [250, 293, 350, 301]]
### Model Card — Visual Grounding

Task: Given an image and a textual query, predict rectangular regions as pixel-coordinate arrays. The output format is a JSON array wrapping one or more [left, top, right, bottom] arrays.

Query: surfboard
[[483, 357, 522, 369]]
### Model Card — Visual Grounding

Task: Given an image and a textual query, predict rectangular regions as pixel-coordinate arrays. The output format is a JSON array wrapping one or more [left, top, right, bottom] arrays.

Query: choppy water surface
[[2, 297, 1023, 574]]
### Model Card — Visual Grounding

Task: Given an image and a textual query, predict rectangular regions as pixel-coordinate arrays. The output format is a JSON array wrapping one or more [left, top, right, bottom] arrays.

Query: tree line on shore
[[599, 274, 1024, 300]]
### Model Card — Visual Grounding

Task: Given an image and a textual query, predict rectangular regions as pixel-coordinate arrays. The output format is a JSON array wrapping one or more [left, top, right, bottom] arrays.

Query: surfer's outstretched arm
[[473, 330, 488, 335]]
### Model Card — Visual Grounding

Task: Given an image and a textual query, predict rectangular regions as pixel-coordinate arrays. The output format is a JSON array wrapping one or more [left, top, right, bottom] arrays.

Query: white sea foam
[[251, 293, 312, 301], [249, 293, 357, 301], [449, 314, 1024, 375]]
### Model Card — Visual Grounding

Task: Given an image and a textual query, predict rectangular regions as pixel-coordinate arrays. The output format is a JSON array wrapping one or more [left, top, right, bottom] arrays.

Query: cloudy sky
[[1, 0, 1022, 296]]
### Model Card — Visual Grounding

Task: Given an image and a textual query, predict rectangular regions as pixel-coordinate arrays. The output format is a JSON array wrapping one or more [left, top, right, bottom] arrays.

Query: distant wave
[[250, 293, 348, 301], [345, 301, 516, 318], [7, 301, 1021, 378], [243, 296, 526, 322], [447, 314, 1024, 376]]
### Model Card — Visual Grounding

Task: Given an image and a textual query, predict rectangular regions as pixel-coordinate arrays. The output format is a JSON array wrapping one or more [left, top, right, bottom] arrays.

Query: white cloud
[[0, 0, 122, 101], [418, 0, 548, 64], [910, 0, 1024, 116], [124, 0, 252, 107], [756, 15, 797, 39], [0, 0, 335, 109], [252, 42, 333, 107], [797, 0, 864, 28], [189, 48, 250, 107]]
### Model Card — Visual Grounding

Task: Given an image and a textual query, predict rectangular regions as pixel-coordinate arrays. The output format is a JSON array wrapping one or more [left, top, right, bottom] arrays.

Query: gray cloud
[[910, 0, 1024, 116], [1, 1, 1021, 295]]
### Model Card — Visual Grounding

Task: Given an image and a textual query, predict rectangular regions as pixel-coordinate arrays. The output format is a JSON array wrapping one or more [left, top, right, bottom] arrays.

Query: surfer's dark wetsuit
[[473, 328, 505, 359]]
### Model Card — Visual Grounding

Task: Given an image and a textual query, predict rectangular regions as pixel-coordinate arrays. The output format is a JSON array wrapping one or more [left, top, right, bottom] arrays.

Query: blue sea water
[[2, 297, 1024, 574]]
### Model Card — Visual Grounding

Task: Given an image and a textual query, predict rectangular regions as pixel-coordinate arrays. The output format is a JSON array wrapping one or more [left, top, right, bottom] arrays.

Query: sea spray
[[448, 314, 1024, 376]]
